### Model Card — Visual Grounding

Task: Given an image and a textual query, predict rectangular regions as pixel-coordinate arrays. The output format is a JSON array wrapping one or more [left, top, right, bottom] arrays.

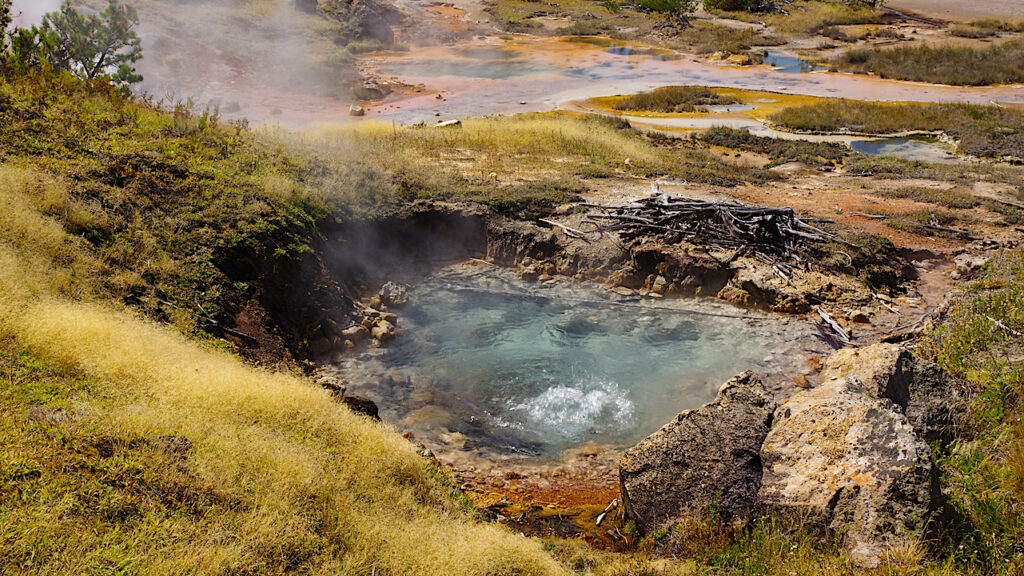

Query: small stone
[[726, 53, 752, 66], [651, 275, 668, 295], [371, 320, 396, 343], [341, 325, 368, 342], [348, 104, 365, 117], [849, 310, 871, 324]]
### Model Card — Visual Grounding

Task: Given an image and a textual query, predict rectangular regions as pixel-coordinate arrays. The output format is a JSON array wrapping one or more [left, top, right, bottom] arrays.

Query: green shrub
[[949, 25, 998, 39], [699, 126, 849, 167], [635, 0, 697, 18], [704, 0, 772, 12], [14, 0, 144, 88], [611, 86, 740, 113]]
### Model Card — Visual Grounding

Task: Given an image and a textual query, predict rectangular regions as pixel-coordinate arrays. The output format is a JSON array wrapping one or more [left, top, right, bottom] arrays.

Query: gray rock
[[379, 281, 409, 308], [951, 252, 988, 280], [758, 375, 940, 569], [619, 372, 776, 534]]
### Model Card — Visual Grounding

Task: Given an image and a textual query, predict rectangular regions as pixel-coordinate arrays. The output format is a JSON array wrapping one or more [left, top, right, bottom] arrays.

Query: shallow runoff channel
[[332, 263, 824, 462], [361, 35, 1024, 124]]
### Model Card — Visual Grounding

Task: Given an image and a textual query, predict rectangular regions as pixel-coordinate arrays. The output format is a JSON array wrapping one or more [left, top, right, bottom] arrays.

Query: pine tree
[[13, 1, 143, 87]]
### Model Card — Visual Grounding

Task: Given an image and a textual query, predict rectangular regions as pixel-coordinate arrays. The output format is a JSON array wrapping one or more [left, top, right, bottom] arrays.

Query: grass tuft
[[769, 100, 1024, 159], [610, 87, 740, 113], [836, 40, 1024, 86]]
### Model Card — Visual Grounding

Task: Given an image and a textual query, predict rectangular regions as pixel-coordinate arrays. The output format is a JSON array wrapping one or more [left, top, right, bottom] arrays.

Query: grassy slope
[[285, 113, 772, 211], [0, 67, 339, 344], [0, 162, 564, 575], [920, 250, 1024, 570]]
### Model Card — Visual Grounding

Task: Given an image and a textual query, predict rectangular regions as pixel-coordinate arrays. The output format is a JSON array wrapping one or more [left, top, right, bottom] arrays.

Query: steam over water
[[336, 266, 819, 459]]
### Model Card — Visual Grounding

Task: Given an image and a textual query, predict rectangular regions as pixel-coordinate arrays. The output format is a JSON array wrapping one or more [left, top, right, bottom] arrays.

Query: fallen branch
[[538, 218, 593, 243], [985, 315, 1024, 338], [596, 498, 618, 526], [817, 307, 852, 347], [874, 295, 899, 314], [926, 214, 978, 239]]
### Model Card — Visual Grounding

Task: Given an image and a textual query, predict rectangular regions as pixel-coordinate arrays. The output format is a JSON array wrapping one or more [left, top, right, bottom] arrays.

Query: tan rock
[[759, 375, 939, 568], [848, 309, 871, 323], [371, 320, 396, 343], [726, 53, 752, 66]]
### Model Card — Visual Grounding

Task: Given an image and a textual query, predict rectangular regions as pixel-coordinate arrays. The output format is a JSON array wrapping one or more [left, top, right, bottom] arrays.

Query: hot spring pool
[[334, 265, 819, 459]]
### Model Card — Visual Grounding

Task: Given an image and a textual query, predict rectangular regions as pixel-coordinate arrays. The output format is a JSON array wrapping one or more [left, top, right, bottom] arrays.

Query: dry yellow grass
[[295, 113, 670, 179], [763, 1, 884, 34], [0, 164, 566, 575]]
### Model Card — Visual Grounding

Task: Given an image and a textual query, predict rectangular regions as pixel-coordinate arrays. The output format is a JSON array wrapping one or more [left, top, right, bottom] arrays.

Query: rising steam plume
[[12, 0, 375, 122], [11, 0, 64, 27]]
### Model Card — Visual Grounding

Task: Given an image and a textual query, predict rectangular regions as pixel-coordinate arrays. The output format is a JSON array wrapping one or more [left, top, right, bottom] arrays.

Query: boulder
[[350, 1, 395, 44], [820, 343, 966, 445], [319, 0, 397, 45], [379, 281, 409, 308], [951, 252, 988, 280], [371, 320, 396, 343], [317, 375, 348, 397], [342, 394, 380, 420], [726, 53, 752, 66], [758, 375, 940, 568], [619, 372, 776, 534]]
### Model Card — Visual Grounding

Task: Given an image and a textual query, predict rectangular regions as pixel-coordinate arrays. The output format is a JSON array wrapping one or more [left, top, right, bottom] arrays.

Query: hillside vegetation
[[0, 163, 568, 575]]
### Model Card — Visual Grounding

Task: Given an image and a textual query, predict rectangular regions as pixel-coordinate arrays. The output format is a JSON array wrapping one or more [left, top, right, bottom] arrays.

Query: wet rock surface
[[378, 281, 409, 308], [619, 372, 776, 534]]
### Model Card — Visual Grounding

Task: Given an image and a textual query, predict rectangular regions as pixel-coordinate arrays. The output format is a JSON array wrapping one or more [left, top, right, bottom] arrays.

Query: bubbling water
[[335, 265, 820, 459]]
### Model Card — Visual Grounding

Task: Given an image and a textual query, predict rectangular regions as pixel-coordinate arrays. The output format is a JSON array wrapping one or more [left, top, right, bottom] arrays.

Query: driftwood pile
[[575, 195, 852, 260], [545, 194, 863, 348]]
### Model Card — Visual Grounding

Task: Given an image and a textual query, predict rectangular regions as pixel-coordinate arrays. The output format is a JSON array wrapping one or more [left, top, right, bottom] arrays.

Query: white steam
[[11, 0, 64, 28]]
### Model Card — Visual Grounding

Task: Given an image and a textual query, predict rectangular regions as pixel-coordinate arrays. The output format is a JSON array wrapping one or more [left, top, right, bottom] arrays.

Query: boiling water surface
[[336, 267, 818, 459]]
